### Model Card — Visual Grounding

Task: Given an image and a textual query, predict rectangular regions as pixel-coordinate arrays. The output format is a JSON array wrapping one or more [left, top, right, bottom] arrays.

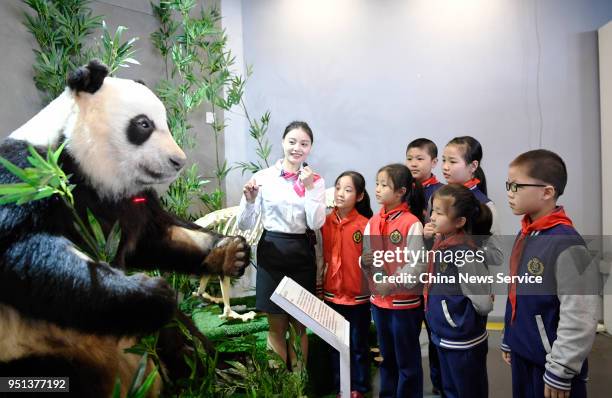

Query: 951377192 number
[[0, 377, 69, 393]]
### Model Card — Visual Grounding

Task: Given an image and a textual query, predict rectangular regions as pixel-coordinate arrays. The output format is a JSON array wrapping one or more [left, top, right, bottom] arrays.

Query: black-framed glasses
[[505, 181, 548, 192]]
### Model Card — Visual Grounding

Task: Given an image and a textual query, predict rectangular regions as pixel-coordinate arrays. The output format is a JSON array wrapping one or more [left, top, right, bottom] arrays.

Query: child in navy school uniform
[[405, 138, 444, 208], [424, 184, 494, 398], [361, 163, 427, 398], [501, 150, 600, 398], [431, 136, 503, 266], [322, 171, 373, 398], [405, 138, 444, 395]]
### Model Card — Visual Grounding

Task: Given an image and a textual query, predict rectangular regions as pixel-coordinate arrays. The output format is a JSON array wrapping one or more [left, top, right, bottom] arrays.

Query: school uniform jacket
[[422, 174, 444, 207], [424, 240, 493, 350], [500, 218, 600, 391], [364, 203, 426, 310], [322, 208, 370, 305]]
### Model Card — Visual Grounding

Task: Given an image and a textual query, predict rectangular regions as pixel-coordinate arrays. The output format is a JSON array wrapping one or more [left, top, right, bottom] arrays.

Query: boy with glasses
[[501, 149, 600, 398]]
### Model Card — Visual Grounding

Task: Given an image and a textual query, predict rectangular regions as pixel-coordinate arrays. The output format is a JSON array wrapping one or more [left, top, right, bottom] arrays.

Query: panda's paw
[[204, 236, 250, 277]]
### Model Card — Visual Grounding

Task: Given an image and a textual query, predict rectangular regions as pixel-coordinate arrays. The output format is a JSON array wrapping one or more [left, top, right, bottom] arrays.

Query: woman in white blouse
[[238, 121, 326, 370]]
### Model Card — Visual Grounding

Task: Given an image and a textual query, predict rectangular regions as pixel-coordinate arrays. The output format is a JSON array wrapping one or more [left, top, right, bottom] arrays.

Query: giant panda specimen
[[0, 60, 250, 397]]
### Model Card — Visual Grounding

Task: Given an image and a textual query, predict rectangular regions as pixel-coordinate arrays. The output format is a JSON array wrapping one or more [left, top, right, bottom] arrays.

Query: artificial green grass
[[189, 295, 270, 343], [190, 295, 336, 395], [189, 295, 379, 397]]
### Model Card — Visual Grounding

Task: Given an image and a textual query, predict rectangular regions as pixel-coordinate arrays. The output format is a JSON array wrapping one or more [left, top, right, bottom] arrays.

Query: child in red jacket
[[322, 171, 373, 398]]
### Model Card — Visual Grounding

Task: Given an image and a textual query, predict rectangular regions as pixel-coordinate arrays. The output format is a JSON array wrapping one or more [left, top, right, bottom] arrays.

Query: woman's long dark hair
[[447, 136, 487, 195], [433, 184, 492, 240], [282, 121, 313, 143], [377, 164, 425, 224], [335, 171, 373, 218]]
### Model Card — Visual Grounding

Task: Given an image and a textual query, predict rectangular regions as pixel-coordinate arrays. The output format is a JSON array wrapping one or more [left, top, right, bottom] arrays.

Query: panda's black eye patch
[[127, 114, 155, 145]]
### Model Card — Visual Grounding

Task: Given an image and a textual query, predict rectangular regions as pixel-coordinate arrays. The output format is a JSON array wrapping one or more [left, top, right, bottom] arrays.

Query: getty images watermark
[[359, 234, 608, 296]]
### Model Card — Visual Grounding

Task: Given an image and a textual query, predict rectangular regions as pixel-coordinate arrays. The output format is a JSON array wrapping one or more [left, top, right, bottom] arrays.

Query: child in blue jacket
[[501, 150, 600, 398], [424, 184, 494, 398]]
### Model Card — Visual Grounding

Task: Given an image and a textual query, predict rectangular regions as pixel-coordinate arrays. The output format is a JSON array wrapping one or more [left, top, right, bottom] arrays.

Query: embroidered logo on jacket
[[439, 262, 448, 273], [353, 230, 362, 244], [389, 229, 403, 245], [527, 257, 545, 276]]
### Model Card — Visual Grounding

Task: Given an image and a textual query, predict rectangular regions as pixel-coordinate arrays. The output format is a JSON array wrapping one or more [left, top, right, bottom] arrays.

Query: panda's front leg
[[128, 219, 251, 277], [0, 233, 177, 336], [201, 235, 251, 277]]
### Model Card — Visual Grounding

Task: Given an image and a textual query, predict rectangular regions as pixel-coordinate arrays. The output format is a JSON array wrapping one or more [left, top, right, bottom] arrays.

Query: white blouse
[[237, 160, 326, 234]]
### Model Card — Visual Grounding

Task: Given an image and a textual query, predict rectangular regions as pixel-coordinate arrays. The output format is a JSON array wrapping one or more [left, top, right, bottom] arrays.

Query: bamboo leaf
[[0, 183, 35, 195], [0, 156, 29, 182], [104, 221, 122, 263], [111, 378, 122, 398], [0, 190, 37, 205], [28, 186, 56, 202], [133, 367, 158, 398], [51, 141, 67, 164], [127, 352, 148, 396], [87, 208, 106, 250]]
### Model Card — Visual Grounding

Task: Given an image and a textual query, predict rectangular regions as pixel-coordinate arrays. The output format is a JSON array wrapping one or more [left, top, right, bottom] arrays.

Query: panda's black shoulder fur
[[67, 59, 109, 94]]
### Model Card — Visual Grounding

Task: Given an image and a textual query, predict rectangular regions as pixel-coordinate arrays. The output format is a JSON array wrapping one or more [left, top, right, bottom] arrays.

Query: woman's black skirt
[[256, 230, 316, 314]]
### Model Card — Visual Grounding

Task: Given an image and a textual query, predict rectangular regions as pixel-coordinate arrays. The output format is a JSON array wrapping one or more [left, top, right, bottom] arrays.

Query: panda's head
[[67, 60, 187, 200], [11, 60, 187, 200]]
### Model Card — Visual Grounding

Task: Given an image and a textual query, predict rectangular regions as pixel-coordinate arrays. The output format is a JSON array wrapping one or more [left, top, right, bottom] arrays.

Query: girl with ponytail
[[321, 171, 372, 396], [362, 163, 427, 397], [423, 184, 494, 398], [434, 136, 503, 265]]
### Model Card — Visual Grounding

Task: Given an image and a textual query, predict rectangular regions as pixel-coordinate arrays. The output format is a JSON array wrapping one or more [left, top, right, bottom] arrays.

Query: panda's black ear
[[67, 59, 109, 94], [134, 79, 147, 86]]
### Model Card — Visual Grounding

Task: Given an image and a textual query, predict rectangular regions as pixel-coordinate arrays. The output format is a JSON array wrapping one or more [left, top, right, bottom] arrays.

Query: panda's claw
[[202, 235, 250, 277]]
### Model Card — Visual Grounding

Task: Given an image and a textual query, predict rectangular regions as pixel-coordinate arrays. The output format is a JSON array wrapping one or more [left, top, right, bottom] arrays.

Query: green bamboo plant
[[23, 0, 139, 103], [151, 0, 239, 215], [151, 0, 273, 217]]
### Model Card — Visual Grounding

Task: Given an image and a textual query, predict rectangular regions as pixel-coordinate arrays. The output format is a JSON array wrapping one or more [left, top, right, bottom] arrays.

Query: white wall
[[223, 0, 612, 317], [224, 0, 611, 236], [599, 20, 612, 332]]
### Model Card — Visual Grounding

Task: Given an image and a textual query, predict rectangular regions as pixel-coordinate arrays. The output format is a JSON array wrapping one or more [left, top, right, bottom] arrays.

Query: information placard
[[271, 276, 351, 397]]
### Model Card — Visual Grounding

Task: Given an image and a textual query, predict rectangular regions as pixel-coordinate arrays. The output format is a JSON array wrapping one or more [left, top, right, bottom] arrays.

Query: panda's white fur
[[10, 88, 78, 146], [10, 77, 186, 200]]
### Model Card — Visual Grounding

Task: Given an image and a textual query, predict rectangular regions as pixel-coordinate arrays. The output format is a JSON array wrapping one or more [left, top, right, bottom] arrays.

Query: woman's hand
[[300, 166, 315, 190], [243, 180, 259, 204]]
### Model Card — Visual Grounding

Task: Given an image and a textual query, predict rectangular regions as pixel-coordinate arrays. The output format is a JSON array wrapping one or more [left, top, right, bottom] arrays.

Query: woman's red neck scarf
[[508, 206, 573, 321], [280, 168, 321, 197]]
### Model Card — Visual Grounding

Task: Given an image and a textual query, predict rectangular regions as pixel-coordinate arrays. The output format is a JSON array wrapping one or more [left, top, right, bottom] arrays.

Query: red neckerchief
[[423, 232, 476, 310], [377, 202, 410, 236], [328, 208, 359, 279], [421, 174, 440, 188], [281, 168, 321, 197], [333, 207, 358, 225], [463, 178, 481, 190], [508, 206, 573, 322]]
